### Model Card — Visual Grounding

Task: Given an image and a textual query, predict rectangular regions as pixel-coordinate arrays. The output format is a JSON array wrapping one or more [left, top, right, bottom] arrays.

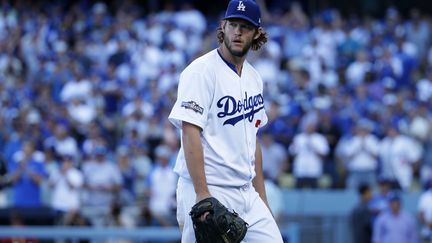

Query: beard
[[223, 35, 252, 57]]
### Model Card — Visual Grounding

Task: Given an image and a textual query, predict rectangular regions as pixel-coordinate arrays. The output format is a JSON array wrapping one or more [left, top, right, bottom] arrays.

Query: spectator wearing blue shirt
[[369, 177, 392, 217], [373, 191, 418, 243], [7, 141, 46, 208]]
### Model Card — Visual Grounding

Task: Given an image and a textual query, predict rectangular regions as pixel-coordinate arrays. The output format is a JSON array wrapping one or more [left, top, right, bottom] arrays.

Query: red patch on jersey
[[255, 119, 261, 128]]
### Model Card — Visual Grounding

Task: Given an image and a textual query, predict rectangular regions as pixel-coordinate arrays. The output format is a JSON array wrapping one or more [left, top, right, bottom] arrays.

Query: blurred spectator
[[3, 119, 25, 166], [416, 68, 432, 102], [43, 124, 79, 159], [405, 9, 430, 62], [378, 126, 422, 190], [146, 144, 177, 226], [289, 118, 329, 188], [116, 148, 137, 205], [421, 125, 432, 188], [42, 147, 59, 178], [129, 143, 152, 199], [369, 177, 392, 217], [334, 127, 354, 188], [82, 146, 122, 226], [60, 70, 92, 103], [374, 47, 403, 83], [49, 154, 83, 225], [66, 97, 97, 126], [316, 110, 341, 188], [346, 50, 372, 86], [6, 141, 46, 208], [282, 2, 310, 59], [400, 102, 430, 143], [122, 95, 154, 137], [260, 131, 288, 183], [122, 94, 154, 119], [301, 37, 327, 88], [264, 100, 294, 147], [81, 123, 107, 158], [254, 41, 283, 97], [418, 180, 432, 242], [344, 119, 380, 190], [373, 191, 418, 243], [350, 183, 373, 243]]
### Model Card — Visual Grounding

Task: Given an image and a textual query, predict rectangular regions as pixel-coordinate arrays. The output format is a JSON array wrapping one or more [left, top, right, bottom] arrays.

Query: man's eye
[[241, 25, 254, 31]]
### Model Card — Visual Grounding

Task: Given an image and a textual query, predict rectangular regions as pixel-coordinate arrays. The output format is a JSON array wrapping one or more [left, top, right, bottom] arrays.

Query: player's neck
[[218, 46, 245, 76]]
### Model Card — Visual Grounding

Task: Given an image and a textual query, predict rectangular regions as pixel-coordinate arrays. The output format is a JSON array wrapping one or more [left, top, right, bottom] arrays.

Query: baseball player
[[169, 0, 284, 242]]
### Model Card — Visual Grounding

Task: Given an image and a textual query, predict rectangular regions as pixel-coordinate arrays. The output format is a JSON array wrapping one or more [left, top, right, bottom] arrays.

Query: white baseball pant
[[176, 177, 284, 243]]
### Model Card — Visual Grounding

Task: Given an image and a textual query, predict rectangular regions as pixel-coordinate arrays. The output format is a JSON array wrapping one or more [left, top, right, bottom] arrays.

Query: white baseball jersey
[[169, 49, 268, 187]]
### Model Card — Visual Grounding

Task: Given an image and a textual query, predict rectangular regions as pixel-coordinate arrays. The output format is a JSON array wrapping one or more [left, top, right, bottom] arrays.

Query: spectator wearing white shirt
[[67, 97, 97, 125], [122, 96, 153, 139], [301, 38, 327, 88], [82, 146, 123, 226], [60, 72, 92, 102], [44, 123, 79, 158], [421, 124, 432, 189], [346, 50, 372, 86], [122, 95, 154, 119], [49, 154, 84, 225], [344, 119, 380, 190], [261, 130, 288, 183], [416, 69, 432, 102], [405, 9, 430, 61], [290, 120, 329, 188], [379, 126, 423, 191], [146, 144, 177, 226]]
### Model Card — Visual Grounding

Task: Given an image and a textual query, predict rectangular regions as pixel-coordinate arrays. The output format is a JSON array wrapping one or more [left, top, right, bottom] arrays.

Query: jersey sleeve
[[169, 67, 214, 130]]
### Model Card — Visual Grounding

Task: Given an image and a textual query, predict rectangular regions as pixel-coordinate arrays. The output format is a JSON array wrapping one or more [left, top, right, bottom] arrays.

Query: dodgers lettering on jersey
[[217, 92, 264, 126], [169, 49, 268, 187]]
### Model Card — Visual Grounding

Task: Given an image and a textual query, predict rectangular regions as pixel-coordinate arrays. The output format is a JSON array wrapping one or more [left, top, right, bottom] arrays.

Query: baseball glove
[[189, 197, 248, 243]]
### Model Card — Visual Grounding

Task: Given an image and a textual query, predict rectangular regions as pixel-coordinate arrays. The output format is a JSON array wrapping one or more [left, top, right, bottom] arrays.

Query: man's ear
[[220, 20, 227, 31], [253, 27, 262, 40]]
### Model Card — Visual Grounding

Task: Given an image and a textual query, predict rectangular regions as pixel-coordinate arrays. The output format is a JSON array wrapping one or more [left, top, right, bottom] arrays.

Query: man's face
[[222, 19, 258, 57], [389, 200, 401, 214], [364, 189, 372, 202]]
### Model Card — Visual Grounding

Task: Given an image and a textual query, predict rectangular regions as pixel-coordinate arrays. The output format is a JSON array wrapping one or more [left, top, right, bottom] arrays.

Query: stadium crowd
[[0, 0, 431, 239]]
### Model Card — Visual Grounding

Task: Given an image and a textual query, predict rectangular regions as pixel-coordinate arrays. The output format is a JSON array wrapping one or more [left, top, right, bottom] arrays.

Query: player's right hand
[[195, 192, 212, 221]]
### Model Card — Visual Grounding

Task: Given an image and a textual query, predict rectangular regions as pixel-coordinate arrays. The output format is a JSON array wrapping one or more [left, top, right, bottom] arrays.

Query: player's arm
[[252, 136, 270, 209], [182, 121, 211, 202]]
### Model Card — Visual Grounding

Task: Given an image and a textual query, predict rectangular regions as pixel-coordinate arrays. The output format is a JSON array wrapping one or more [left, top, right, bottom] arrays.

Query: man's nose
[[233, 25, 242, 35]]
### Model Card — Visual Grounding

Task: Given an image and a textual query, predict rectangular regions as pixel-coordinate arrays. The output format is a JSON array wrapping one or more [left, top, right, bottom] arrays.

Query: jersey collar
[[217, 49, 239, 75]]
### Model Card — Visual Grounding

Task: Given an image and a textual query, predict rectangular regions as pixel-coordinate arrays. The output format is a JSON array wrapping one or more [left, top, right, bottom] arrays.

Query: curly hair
[[216, 21, 268, 51]]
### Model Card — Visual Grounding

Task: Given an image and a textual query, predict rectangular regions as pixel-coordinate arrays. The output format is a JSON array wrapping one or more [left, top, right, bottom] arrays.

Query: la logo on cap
[[237, 1, 246, 11]]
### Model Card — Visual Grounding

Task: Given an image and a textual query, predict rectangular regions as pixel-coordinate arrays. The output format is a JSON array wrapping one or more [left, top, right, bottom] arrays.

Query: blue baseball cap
[[224, 0, 261, 27], [388, 191, 401, 202]]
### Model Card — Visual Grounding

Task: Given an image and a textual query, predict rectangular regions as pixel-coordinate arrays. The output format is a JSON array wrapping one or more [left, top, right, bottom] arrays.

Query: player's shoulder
[[244, 60, 261, 77], [182, 49, 218, 75]]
